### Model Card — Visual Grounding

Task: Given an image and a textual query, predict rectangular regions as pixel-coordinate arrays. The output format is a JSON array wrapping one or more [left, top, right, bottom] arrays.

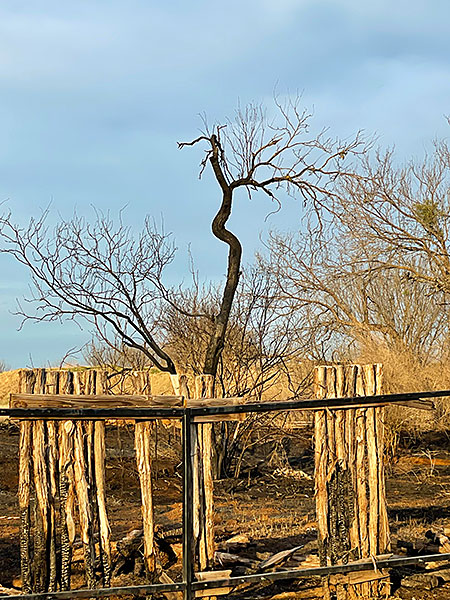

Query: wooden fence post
[[95, 370, 112, 585], [135, 370, 156, 579], [18, 369, 35, 593], [194, 375, 215, 573], [314, 364, 390, 599], [58, 370, 75, 591], [170, 373, 216, 574]]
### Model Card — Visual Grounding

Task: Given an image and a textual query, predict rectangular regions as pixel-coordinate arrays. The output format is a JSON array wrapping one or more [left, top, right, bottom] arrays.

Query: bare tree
[[264, 133, 450, 365], [332, 137, 450, 297], [265, 227, 450, 364], [0, 98, 365, 380], [161, 265, 301, 399], [0, 211, 178, 373], [179, 98, 365, 376]]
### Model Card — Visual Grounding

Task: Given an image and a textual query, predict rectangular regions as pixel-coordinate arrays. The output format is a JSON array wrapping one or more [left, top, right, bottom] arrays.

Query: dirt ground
[[1, 423, 450, 599]]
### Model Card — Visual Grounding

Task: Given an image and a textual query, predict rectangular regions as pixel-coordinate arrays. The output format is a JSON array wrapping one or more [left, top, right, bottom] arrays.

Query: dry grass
[[0, 370, 21, 408], [347, 345, 450, 440], [2, 355, 449, 441]]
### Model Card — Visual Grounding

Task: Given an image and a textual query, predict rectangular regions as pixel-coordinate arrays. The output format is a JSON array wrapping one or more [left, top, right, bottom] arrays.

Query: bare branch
[[0, 210, 178, 373]]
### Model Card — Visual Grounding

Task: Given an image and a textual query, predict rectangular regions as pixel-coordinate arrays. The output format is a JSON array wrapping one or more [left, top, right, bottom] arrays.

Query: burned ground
[[1, 423, 450, 598]]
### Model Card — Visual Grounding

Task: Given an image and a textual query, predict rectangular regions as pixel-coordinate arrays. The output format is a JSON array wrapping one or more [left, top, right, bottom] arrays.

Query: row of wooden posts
[[13, 364, 390, 599], [17, 368, 217, 593]]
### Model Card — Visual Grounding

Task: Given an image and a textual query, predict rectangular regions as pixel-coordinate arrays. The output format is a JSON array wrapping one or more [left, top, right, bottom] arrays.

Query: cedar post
[[194, 375, 215, 572], [58, 370, 76, 591], [45, 370, 59, 592], [72, 371, 97, 588], [314, 364, 390, 599], [135, 371, 156, 578], [18, 369, 35, 593], [32, 369, 50, 593], [95, 370, 112, 586], [171, 374, 216, 573]]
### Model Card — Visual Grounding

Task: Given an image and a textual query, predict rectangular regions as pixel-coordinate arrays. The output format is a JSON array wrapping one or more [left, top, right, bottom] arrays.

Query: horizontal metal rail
[[0, 581, 185, 599], [2, 388, 450, 420], [0, 406, 185, 419], [192, 553, 450, 591], [3, 553, 450, 600], [188, 389, 450, 417]]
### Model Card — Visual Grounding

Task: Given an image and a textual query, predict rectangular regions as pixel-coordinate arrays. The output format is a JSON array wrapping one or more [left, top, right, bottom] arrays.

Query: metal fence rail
[[1, 389, 450, 600]]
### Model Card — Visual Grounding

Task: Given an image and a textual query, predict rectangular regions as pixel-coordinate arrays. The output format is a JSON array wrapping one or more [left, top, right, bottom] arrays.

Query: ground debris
[[400, 572, 442, 590], [0, 585, 22, 597]]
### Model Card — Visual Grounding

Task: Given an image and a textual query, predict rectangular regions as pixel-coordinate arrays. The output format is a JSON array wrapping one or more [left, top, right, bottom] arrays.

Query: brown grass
[[0, 370, 21, 408]]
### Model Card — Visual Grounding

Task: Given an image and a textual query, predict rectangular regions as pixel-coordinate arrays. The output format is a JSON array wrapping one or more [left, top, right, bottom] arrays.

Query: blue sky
[[0, 0, 449, 368]]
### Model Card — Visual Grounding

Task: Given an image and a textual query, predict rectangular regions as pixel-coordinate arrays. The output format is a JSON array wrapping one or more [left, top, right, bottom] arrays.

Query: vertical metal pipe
[[182, 409, 194, 600]]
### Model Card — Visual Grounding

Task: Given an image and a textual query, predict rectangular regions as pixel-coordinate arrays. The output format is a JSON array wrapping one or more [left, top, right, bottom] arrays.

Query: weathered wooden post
[[18, 369, 35, 593], [94, 370, 112, 585], [314, 364, 390, 599], [171, 373, 216, 574], [194, 375, 215, 572], [134, 369, 156, 578]]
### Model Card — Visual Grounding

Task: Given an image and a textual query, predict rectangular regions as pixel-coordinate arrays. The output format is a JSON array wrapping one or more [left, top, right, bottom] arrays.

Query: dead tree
[[264, 225, 450, 364], [329, 139, 450, 314], [179, 98, 366, 377]]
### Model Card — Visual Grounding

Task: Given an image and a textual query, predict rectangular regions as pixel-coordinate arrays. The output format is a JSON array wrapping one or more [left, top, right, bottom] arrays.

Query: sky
[[0, 0, 449, 368]]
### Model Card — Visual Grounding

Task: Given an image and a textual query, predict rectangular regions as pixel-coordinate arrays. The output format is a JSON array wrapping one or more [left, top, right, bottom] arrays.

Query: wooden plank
[[9, 392, 436, 412], [193, 414, 246, 423], [195, 570, 232, 598], [196, 570, 232, 580], [395, 399, 434, 410], [294, 554, 393, 572], [194, 398, 433, 411], [195, 586, 232, 597], [10, 393, 184, 408], [329, 568, 389, 586], [271, 591, 324, 600], [159, 571, 183, 600], [188, 396, 249, 407], [257, 545, 304, 571]]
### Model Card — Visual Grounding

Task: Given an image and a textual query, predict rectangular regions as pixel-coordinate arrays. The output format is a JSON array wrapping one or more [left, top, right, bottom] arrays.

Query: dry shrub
[[350, 342, 450, 452], [0, 369, 21, 408]]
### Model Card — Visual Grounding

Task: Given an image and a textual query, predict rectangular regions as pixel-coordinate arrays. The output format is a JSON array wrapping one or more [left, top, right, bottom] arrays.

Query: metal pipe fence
[[1, 388, 450, 600]]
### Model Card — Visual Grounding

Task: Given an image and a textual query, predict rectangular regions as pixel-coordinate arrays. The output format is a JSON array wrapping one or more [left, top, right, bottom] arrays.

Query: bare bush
[[161, 265, 302, 399], [83, 339, 153, 372], [264, 226, 450, 365], [333, 138, 450, 299]]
